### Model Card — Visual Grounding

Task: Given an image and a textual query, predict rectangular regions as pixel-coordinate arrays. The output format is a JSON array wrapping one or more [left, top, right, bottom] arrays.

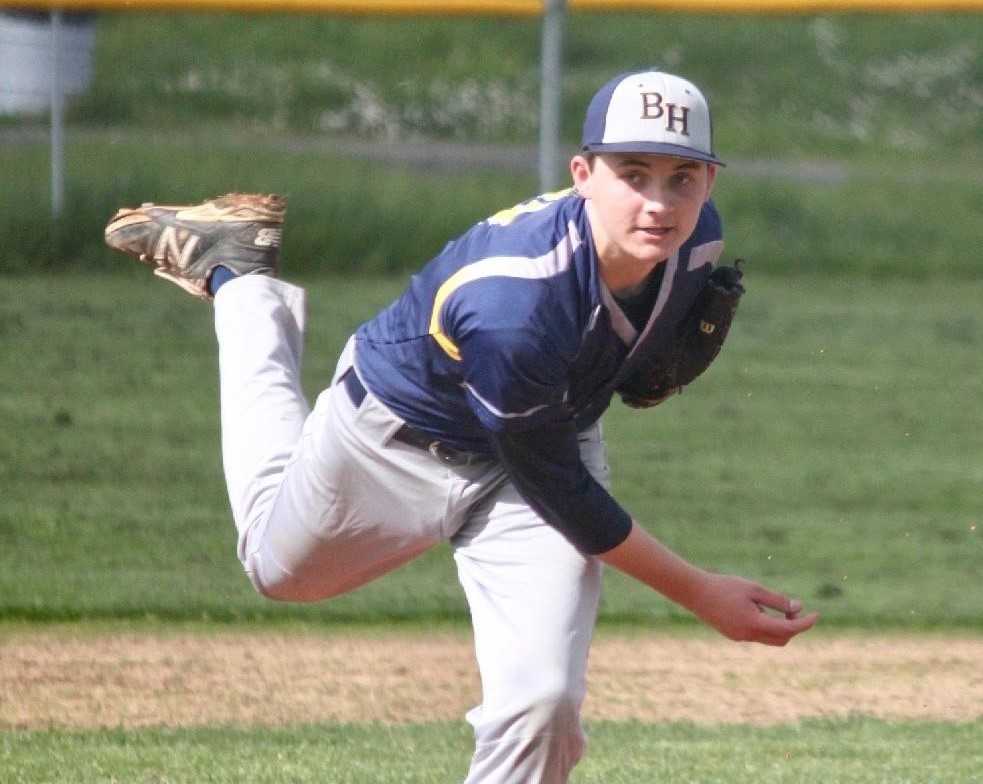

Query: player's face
[[572, 152, 715, 289]]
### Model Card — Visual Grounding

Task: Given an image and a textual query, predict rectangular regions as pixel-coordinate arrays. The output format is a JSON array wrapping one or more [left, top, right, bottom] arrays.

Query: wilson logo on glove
[[618, 259, 746, 409]]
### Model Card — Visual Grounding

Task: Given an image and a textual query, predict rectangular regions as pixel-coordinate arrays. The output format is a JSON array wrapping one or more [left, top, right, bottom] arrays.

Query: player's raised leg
[[104, 194, 308, 550], [212, 274, 311, 569], [104, 195, 450, 602]]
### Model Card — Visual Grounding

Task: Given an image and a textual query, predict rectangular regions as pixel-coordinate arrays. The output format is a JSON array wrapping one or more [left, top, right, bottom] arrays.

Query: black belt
[[341, 369, 487, 467]]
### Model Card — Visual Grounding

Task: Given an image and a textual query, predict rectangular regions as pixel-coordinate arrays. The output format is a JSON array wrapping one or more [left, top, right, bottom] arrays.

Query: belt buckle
[[428, 440, 466, 466]]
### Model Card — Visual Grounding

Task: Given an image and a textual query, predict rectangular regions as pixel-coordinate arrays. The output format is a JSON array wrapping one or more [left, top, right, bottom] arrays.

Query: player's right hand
[[690, 573, 819, 646]]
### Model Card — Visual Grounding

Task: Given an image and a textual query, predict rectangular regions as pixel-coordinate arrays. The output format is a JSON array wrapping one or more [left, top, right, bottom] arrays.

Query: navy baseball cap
[[581, 70, 724, 166]]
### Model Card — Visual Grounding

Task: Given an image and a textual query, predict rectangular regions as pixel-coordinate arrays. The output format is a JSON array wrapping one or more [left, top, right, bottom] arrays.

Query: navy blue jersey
[[355, 188, 723, 553]]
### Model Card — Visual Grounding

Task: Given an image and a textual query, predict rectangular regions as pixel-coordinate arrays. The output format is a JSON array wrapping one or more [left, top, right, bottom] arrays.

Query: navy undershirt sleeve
[[488, 421, 633, 555]]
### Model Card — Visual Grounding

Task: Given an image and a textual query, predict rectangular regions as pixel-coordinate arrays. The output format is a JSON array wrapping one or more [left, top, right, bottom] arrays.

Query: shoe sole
[[106, 193, 285, 233]]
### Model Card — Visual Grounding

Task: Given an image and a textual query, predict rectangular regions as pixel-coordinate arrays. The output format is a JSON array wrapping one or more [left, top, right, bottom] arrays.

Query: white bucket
[[0, 11, 96, 115]]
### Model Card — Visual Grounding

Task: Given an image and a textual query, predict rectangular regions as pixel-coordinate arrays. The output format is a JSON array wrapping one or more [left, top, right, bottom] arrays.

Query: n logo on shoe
[[154, 227, 201, 270]]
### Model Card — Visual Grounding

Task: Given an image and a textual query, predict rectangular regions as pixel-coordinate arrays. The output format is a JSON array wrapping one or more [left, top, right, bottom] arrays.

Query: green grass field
[[4, 719, 983, 783], [2, 273, 980, 627], [2, 136, 980, 278]]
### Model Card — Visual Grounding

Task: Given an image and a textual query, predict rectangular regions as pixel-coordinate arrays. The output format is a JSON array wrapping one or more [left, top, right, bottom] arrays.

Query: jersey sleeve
[[446, 280, 576, 434], [489, 421, 633, 555], [457, 324, 570, 433]]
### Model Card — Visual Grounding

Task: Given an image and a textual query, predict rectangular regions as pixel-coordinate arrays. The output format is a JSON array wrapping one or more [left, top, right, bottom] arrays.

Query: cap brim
[[582, 141, 725, 167]]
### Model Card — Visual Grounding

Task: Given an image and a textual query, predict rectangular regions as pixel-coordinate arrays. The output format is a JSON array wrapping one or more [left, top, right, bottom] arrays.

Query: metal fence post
[[538, 0, 566, 193], [50, 9, 65, 218]]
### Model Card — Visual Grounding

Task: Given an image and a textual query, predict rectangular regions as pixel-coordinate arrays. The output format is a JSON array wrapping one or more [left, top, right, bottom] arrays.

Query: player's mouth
[[638, 226, 674, 240]]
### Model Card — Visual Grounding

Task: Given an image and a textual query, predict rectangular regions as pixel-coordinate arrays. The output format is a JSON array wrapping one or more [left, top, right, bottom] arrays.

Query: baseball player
[[105, 70, 818, 783]]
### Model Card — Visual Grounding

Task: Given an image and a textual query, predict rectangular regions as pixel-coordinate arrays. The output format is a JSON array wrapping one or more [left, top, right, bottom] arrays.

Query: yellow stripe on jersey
[[429, 266, 473, 361], [487, 189, 573, 227], [428, 220, 583, 361]]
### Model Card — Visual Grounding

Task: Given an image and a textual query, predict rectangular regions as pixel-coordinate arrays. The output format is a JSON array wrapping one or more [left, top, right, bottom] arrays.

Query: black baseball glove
[[618, 260, 746, 409]]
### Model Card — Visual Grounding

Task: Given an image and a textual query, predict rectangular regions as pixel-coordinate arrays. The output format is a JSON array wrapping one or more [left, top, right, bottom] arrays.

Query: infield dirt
[[2, 630, 981, 729]]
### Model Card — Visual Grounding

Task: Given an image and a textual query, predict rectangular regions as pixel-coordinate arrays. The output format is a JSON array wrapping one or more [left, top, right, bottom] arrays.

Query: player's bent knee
[[242, 553, 330, 603], [246, 571, 316, 603]]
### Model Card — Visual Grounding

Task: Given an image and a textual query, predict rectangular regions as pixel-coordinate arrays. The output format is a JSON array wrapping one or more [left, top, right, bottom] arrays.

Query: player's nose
[[641, 185, 674, 213]]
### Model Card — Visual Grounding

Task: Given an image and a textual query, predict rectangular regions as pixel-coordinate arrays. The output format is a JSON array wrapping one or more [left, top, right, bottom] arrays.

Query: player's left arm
[[451, 300, 634, 555], [488, 422, 633, 555]]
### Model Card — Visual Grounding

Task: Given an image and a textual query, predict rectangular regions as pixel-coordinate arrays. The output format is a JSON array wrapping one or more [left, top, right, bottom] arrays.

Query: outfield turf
[[2, 273, 980, 628]]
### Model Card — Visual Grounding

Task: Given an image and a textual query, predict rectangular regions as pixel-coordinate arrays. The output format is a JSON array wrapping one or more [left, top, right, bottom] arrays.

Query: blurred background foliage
[[1, 11, 980, 276]]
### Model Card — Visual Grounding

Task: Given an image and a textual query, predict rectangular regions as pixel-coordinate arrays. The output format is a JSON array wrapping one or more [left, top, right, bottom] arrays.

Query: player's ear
[[704, 164, 718, 199], [570, 155, 593, 197]]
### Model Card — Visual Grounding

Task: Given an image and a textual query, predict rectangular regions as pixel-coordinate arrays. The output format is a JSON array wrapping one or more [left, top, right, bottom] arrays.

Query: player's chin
[[631, 232, 679, 262]]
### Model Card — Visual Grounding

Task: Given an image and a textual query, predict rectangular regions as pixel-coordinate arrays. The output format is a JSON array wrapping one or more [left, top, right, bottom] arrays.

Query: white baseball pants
[[214, 275, 609, 783]]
